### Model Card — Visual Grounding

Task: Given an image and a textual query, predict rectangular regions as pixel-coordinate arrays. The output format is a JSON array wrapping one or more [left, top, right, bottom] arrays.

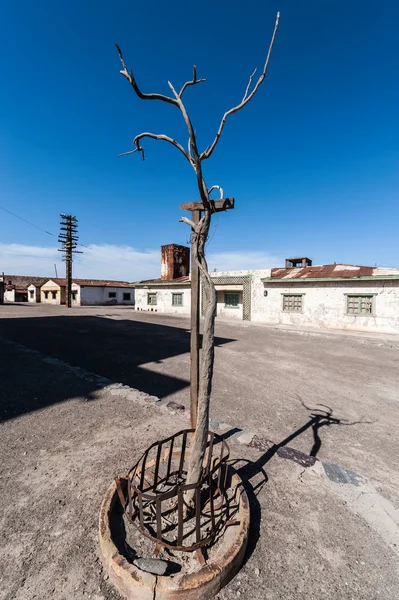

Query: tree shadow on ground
[[224, 398, 374, 565], [0, 314, 235, 422]]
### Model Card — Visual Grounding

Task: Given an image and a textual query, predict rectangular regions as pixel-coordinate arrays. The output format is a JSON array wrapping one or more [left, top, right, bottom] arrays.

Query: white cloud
[[0, 243, 281, 281], [0, 243, 159, 282]]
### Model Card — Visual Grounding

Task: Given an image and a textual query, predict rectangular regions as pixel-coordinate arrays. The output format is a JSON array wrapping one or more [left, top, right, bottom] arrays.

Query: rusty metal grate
[[115, 429, 230, 554]]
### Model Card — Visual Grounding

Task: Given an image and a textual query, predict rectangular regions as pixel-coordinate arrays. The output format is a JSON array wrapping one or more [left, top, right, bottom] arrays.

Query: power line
[[0, 203, 137, 265], [0, 204, 56, 237]]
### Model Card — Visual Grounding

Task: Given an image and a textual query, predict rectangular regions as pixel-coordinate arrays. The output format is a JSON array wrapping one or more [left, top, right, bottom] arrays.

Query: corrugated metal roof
[[47, 278, 133, 288], [132, 276, 190, 285], [269, 264, 399, 280]]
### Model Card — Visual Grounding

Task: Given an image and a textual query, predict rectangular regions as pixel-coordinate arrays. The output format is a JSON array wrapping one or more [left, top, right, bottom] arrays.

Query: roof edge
[[261, 275, 399, 283]]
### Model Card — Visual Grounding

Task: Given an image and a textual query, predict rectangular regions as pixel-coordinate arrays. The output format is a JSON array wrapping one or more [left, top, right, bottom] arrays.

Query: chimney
[[285, 257, 312, 269], [161, 244, 190, 281]]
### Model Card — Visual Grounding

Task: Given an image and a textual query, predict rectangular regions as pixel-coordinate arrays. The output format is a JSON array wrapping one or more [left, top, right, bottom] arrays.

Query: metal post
[[190, 209, 200, 429]]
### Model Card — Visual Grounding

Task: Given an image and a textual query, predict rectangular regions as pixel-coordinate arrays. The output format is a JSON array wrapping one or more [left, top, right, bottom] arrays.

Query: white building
[[132, 248, 399, 334], [40, 279, 135, 306], [259, 259, 399, 334], [2, 276, 48, 303]]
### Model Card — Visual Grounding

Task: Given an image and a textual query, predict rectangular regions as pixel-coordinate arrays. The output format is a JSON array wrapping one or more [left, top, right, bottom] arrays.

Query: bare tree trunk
[[116, 10, 280, 509], [184, 201, 217, 505]]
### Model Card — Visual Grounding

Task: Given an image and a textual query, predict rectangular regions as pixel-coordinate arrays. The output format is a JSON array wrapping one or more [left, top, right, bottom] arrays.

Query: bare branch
[[200, 11, 280, 161], [179, 216, 196, 228], [208, 185, 224, 199], [132, 132, 191, 162], [179, 65, 206, 97], [117, 147, 145, 160], [115, 44, 178, 107], [242, 68, 257, 102]]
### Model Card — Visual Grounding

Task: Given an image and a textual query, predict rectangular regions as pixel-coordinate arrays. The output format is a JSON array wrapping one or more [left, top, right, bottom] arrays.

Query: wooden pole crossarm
[[180, 198, 235, 213]]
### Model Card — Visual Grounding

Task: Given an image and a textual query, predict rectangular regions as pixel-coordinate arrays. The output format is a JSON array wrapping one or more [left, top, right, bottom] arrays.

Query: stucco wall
[[27, 285, 40, 303], [4, 290, 15, 302], [41, 281, 64, 305], [79, 286, 135, 306], [258, 279, 399, 333], [135, 286, 191, 314]]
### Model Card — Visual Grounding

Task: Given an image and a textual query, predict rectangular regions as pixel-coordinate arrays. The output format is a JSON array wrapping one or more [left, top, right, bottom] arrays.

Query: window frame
[[281, 293, 304, 313], [123, 292, 131, 301], [172, 292, 183, 307], [224, 292, 240, 309], [51, 291, 57, 300], [29, 290, 34, 298], [108, 291, 117, 299], [345, 293, 376, 316], [147, 292, 157, 306], [44, 291, 49, 299]]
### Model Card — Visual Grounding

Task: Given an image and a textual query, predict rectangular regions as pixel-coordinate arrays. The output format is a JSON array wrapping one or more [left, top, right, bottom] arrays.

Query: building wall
[[40, 281, 64, 305], [27, 285, 41, 303], [259, 279, 399, 333], [211, 269, 271, 321], [4, 289, 15, 302], [80, 286, 135, 306], [135, 286, 191, 314]]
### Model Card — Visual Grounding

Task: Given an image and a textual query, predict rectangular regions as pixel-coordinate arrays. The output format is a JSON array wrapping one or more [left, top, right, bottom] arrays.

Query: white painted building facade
[[40, 279, 135, 306], [132, 251, 399, 334]]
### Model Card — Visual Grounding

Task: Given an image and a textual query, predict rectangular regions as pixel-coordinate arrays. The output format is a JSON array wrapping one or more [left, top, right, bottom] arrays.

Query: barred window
[[283, 294, 303, 312], [123, 292, 131, 301], [147, 293, 157, 306], [172, 293, 183, 306], [224, 292, 240, 308], [347, 295, 374, 315]]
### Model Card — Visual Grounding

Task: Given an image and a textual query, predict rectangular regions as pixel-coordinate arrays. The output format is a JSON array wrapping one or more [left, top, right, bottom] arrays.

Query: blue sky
[[1, 0, 398, 279]]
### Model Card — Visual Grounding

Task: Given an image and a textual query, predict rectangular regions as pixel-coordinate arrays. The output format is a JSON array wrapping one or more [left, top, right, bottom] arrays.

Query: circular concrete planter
[[99, 468, 250, 600]]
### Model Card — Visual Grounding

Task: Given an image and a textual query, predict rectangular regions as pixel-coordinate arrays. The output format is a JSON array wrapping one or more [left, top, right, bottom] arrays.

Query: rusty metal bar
[[209, 472, 215, 530], [156, 497, 162, 541], [195, 486, 201, 543], [124, 429, 230, 553], [166, 436, 174, 480], [138, 492, 144, 530], [178, 431, 187, 477], [153, 442, 162, 490], [177, 489, 184, 546]]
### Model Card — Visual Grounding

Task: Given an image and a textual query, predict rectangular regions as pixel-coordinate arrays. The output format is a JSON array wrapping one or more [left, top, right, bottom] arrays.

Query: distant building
[[3, 275, 48, 303], [131, 246, 399, 334], [40, 278, 135, 306]]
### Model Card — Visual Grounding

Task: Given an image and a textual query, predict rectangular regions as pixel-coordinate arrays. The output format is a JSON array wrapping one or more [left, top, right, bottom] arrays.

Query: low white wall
[[80, 286, 135, 306], [257, 280, 399, 333], [4, 290, 15, 302], [135, 286, 191, 314]]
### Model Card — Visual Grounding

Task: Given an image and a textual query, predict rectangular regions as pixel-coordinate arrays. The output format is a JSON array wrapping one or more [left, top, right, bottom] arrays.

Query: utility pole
[[180, 198, 234, 428], [58, 214, 82, 308]]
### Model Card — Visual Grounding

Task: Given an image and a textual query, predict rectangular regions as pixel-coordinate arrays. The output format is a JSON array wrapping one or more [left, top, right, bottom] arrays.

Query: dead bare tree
[[116, 11, 280, 506]]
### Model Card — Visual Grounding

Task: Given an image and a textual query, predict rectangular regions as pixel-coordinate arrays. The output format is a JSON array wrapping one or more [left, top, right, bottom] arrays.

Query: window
[[346, 295, 374, 315], [29, 290, 34, 298], [172, 293, 183, 306], [72, 292, 77, 301], [224, 292, 240, 308], [51, 291, 57, 299], [44, 291, 49, 299], [123, 292, 131, 301], [108, 292, 117, 299], [147, 293, 157, 306], [283, 294, 303, 312]]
